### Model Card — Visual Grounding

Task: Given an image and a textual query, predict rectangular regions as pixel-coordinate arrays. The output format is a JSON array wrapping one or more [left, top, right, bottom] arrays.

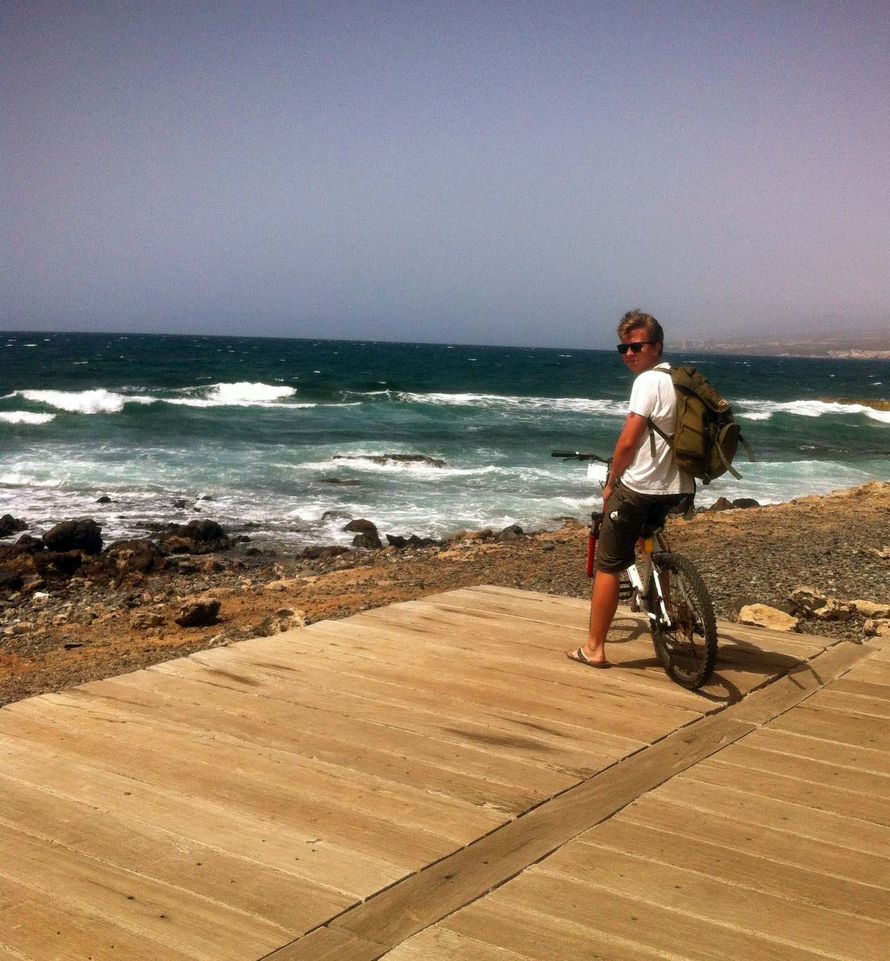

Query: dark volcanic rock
[[708, 497, 734, 512], [159, 520, 231, 555], [105, 539, 167, 574], [352, 531, 383, 550], [302, 545, 350, 560], [334, 453, 447, 468], [496, 524, 524, 541], [732, 498, 761, 509], [175, 597, 221, 627], [344, 519, 378, 535], [0, 514, 27, 538], [42, 518, 103, 554]]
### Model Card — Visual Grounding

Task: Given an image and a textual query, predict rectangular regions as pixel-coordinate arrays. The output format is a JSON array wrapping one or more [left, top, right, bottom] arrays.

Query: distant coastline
[[679, 330, 890, 360]]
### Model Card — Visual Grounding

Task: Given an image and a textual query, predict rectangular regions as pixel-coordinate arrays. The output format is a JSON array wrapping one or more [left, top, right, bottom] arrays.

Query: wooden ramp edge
[[264, 635, 875, 961]]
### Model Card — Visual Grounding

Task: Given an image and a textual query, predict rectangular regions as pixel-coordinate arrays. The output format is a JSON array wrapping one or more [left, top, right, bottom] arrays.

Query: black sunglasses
[[617, 341, 657, 354]]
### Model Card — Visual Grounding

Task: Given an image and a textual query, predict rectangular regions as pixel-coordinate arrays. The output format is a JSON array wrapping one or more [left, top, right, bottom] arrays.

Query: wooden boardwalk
[[1, 585, 887, 961]]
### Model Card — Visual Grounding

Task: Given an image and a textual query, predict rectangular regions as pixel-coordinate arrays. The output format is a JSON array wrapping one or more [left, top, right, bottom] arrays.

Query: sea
[[1, 332, 888, 551]]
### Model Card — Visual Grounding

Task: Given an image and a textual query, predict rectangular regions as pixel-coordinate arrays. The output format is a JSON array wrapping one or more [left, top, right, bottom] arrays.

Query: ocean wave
[[15, 388, 155, 414], [163, 381, 305, 408], [736, 398, 890, 424], [353, 390, 627, 416], [0, 411, 57, 425]]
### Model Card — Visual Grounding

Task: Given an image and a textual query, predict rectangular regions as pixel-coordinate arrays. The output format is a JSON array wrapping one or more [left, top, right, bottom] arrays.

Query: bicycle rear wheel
[[647, 552, 717, 690]]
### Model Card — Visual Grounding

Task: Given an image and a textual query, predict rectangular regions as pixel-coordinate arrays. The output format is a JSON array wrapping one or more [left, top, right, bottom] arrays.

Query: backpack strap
[[646, 367, 673, 457]]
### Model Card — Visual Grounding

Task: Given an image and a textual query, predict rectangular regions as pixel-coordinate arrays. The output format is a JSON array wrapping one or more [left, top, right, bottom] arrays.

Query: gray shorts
[[595, 482, 685, 574]]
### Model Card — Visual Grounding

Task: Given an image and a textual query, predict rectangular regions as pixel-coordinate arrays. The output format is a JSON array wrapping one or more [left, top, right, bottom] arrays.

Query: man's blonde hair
[[617, 309, 664, 345]]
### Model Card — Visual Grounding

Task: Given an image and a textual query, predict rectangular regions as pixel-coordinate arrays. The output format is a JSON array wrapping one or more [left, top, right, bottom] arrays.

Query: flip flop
[[567, 648, 611, 669]]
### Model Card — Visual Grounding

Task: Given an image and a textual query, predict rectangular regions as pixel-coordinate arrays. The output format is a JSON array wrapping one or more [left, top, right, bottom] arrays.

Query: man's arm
[[601, 412, 648, 504]]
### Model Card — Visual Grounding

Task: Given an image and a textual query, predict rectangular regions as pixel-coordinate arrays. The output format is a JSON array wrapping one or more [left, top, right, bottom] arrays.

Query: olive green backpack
[[649, 366, 754, 484]]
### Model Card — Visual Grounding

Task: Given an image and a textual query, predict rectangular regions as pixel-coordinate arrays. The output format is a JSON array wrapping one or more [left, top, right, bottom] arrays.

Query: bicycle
[[552, 450, 718, 690]]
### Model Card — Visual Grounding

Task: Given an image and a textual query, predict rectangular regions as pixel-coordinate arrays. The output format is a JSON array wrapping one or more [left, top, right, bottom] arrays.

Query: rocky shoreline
[[1, 481, 888, 706]]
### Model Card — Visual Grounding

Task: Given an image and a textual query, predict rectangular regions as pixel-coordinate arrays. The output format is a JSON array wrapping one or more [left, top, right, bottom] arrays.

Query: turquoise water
[[1, 331, 888, 548]]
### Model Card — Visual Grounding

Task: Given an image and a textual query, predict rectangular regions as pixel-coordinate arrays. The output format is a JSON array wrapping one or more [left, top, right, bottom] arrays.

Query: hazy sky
[[3, 1, 888, 347]]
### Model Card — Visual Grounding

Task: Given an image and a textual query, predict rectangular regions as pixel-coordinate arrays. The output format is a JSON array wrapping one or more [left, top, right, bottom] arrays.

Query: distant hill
[[678, 325, 890, 359]]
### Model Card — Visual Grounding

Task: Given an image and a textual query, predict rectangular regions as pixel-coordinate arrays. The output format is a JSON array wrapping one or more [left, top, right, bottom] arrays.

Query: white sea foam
[[16, 389, 154, 414], [736, 398, 890, 424], [372, 390, 627, 416], [0, 411, 57, 425], [164, 381, 303, 408]]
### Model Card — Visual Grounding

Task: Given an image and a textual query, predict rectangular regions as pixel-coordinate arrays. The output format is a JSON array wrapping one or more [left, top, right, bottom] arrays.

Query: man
[[567, 309, 694, 668]]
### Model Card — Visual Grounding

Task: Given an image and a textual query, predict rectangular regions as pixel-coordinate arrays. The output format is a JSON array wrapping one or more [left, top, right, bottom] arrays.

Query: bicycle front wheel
[[647, 552, 717, 690]]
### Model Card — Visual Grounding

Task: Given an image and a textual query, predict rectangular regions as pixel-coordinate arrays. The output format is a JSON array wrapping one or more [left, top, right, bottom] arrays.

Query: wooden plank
[[66, 674, 549, 815], [229, 635, 699, 747], [808, 688, 890, 719], [707, 740, 890, 798], [445, 875, 830, 961], [575, 817, 890, 922], [1, 828, 286, 961], [151, 646, 644, 772], [649, 775, 890, 857], [17, 689, 507, 841], [1, 876, 200, 961], [619, 793, 890, 889], [312, 609, 709, 711], [0, 734, 404, 896], [268, 711, 753, 959], [736, 726, 890, 776], [383, 926, 533, 961], [0, 774, 351, 933], [686, 756, 890, 825], [830, 676, 890, 699], [768, 702, 890, 752], [538, 844, 890, 961], [1, 702, 487, 863]]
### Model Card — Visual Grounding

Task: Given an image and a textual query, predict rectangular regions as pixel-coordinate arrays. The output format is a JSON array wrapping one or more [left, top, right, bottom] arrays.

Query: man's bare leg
[[570, 570, 619, 665]]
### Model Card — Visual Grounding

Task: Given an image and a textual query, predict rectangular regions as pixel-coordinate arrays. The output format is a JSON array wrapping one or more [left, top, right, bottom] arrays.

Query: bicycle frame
[[625, 532, 673, 628]]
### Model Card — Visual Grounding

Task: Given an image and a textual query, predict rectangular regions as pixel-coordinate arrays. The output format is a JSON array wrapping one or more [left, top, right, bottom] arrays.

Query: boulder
[[708, 497, 734, 512], [14, 534, 45, 554], [789, 586, 827, 614], [34, 551, 83, 576], [353, 531, 382, 550], [731, 498, 761, 509], [42, 518, 103, 554], [343, 518, 378, 535], [811, 599, 855, 622], [850, 599, 890, 619], [302, 545, 350, 560], [255, 608, 306, 636], [159, 519, 231, 555], [0, 514, 26, 537], [738, 604, 799, 632], [864, 619, 890, 638], [495, 524, 524, 542], [96, 495, 112, 504], [334, 453, 447, 468], [175, 597, 221, 627], [105, 539, 167, 574]]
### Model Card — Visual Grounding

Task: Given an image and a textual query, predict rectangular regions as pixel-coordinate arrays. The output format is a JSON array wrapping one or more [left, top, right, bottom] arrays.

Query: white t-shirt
[[621, 362, 694, 495]]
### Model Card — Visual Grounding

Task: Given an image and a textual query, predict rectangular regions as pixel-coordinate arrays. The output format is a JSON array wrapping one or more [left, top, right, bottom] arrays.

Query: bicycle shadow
[[609, 614, 810, 705]]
